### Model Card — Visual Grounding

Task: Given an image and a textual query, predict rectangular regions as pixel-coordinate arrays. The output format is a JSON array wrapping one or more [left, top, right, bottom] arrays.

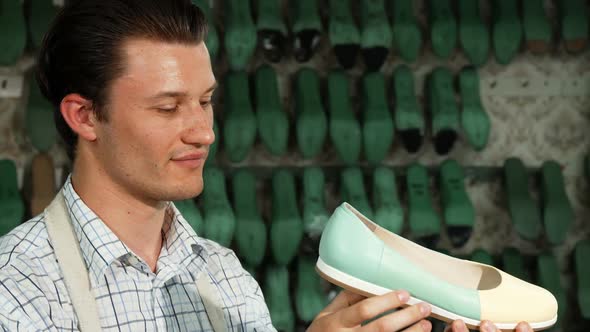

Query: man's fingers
[[443, 320, 468, 332], [515, 321, 533, 332], [337, 290, 411, 327], [402, 320, 432, 332], [359, 302, 431, 332], [316, 289, 366, 319], [480, 320, 500, 332]]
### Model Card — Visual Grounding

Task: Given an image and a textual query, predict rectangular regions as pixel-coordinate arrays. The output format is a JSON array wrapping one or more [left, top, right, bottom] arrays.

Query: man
[[0, 1, 533, 331]]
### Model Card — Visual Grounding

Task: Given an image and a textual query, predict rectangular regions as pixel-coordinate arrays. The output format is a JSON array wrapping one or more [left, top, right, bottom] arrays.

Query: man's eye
[[157, 106, 179, 112], [200, 100, 213, 108]]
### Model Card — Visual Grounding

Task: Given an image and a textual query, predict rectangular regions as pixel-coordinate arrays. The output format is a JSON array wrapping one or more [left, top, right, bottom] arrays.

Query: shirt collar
[[60, 175, 208, 287]]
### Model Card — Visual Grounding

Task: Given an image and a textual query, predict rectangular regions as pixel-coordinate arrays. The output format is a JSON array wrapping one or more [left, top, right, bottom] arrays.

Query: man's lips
[[172, 151, 208, 161], [171, 151, 208, 168]]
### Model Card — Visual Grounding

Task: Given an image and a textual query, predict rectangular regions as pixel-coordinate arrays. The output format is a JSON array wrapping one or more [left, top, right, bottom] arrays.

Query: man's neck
[[71, 159, 167, 273]]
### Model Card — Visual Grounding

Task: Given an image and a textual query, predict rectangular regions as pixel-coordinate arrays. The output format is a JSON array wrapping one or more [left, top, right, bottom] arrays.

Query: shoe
[[174, 198, 204, 235], [429, 0, 457, 59], [316, 203, 559, 330], [328, 0, 360, 69], [26, 82, 58, 153], [536, 253, 567, 329], [459, 67, 491, 151], [359, 0, 391, 71], [501, 248, 532, 283], [255, 65, 289, 156], [341, 167, 373, 220], [265, 265, 295, 332], [457, 0, 489, 66], [503, 158, 542, 241], [373, 167, 404, 234], [540, 160, 573, 245], [202, 167, 235, 246], [296, 256, 327, 322], [223, 71, 257, 163], [256, 0, 287, 63], [471, 249, 494, 266], [291, 0, 322, 63], [393, 65, 425, 154], [439, 159, 474, 248], [390, 0, 423, 62], [206, 119, 219, 164], [29, 0, 59, 50], [522, 0, 552, 54], [328, 71, 361, 164], [428, 67, 460, 155], [559, 0, 588, 54], [0, 159, 24, 236], [224, 0, 256, 70], [574, 240, 590, 319], [362, 72, 394, 164], [0, 0, 26, 66], [302, 167, 329, 238], [30, 153, 56, 216], [232, 169, 266, 267], [407, 163, 440, 247], [492, 0, 523, 65], [295, 68, 327, 159], [192, 0, 219, 60], [270, 170, 303, 265]]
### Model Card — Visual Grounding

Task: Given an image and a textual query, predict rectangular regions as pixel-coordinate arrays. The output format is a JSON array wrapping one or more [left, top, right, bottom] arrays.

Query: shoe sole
[[316, 257, 557, 331]]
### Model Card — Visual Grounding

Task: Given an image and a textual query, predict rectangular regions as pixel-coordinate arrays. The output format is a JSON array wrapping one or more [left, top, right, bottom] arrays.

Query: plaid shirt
[[0, 176, 276, 331]]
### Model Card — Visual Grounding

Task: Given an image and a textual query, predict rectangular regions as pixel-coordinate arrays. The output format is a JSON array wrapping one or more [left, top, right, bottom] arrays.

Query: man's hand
[[444, 319, 533, 332], [307, 290, 432, 331]]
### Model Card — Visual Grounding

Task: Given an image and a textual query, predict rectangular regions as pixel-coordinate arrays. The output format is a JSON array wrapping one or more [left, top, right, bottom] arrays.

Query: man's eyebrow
[[147, 82, 217, 100]]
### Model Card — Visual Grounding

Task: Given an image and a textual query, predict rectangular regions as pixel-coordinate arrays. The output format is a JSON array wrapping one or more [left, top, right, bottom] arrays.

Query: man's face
[[92, 38, 216, 203]]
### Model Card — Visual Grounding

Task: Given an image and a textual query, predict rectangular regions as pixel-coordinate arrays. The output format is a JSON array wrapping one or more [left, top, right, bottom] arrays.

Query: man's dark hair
[[36, 0, 208, 160]]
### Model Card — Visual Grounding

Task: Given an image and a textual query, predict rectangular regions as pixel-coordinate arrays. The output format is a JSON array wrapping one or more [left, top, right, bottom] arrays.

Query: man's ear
[[60, 93, 99, 142]]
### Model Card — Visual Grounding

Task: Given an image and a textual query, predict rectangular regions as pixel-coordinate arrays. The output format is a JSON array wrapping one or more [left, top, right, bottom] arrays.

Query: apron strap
[[195, 271, 228, 332], [45, 194, 102, 332]]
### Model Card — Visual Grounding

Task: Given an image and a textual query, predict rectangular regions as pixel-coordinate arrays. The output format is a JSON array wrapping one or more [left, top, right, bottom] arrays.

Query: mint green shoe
[[291, 0, 322, 63], [459, 67, 491, 151], [574, 240, 590, 319], [503, 158, 542, 241], [232, 169, 266, 267], [540, 161, 573, 245], [206, 119, 219, 164], [522, 0, 552, 54], [328, 0, 360, 69], [360, 0, 392, 71], [458, 0, 489, 66], [295, 68, 327, 159], [440, 159, 475, 248], [224, 0, 256, 70], [393, 65, 424, 154], [502, 248, 531, 282], [302, 167, 329, 238], [256, 0, 287, 63], [0, 159, 24, 236], [471, 249, 494, 266], [407, 163, 440, 247], [559, 0, 588, 54], [373, 167, 403, 234], [192, 0, 219, 60], [270, 170, 303, 265], [328, 71, 361, 164], [295, 256, 327, 322], [173, 199, 204, 236], [317, 203, 558, 330], [341, 168, 373, 220], [29, 0, 59, 50], [390, 0, 423, 62], [202, 167, 235, 246], [26, 82, 58, 153], [362, 72, 394, 164], [255, 65, 288, 156], [0, 0, 26, 66], [265, 265, 295, 332], [428, 67, 460, 155], [223, 71, 257, 163], [536, 253, 567, 329], [492, 0, 523, 65], [429, 0, 457, 59]]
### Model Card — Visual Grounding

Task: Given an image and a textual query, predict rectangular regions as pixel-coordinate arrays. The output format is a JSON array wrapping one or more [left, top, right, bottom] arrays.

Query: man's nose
[[182, 107, 215, 147]]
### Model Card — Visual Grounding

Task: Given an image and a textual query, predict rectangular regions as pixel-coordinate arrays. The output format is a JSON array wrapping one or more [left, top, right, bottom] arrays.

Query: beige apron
[[44, 194, 228, 332]]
